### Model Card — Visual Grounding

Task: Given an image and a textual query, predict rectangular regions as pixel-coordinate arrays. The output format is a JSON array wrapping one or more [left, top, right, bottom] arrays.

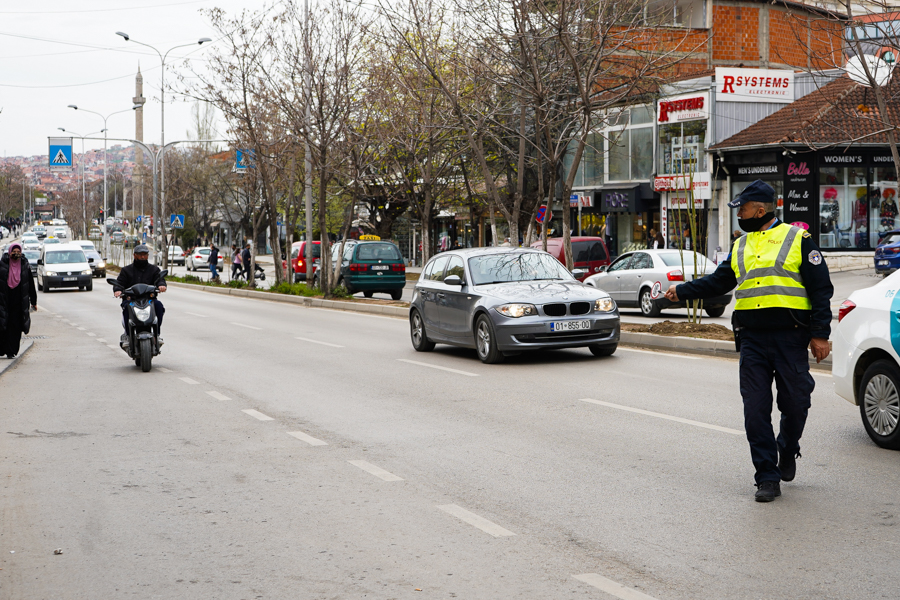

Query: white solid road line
[[348, 460, 404, 481], [242, 409, 274, 421], [231, 322, 262, 330], [179, 377, 200, 385], [396, 359, 479, 377], [437, 504, 515, 537], [573, 573, 659, 600], [185, 312, 208, 318], [287, 430, 328, 446], [580, 398, 743, 436], [157, 367, 173, 373], [295, 337, 344, 348], [619, 347, 700, 360], [206, 390, 230, 401]]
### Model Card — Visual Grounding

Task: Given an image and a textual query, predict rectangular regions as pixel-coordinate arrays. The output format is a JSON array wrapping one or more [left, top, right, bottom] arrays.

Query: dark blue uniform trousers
[[739, 327, 815, 484]]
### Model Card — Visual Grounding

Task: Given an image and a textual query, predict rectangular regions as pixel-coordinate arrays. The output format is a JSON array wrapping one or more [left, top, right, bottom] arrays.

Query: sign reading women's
[[48, 137, 73, 172]]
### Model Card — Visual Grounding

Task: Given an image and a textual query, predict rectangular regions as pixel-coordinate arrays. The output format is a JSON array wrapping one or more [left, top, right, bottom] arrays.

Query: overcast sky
[[0, 0, 250, 158]]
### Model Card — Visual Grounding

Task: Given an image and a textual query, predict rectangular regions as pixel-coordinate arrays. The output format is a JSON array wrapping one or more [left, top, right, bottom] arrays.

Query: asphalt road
[[2, 283, 898, 599]]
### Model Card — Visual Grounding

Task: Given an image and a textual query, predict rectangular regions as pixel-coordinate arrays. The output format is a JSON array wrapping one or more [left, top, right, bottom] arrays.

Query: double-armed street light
[[66, 104, 140, 259], [58, 127, 104, 240], [115, 32, 211, 261]]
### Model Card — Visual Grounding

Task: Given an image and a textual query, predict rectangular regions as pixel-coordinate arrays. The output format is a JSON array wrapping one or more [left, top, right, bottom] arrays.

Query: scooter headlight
[[133, 306, 152, 321]]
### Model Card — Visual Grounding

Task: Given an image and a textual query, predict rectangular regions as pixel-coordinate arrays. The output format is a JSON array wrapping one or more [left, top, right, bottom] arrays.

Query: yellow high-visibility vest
[[730, 222, 811, 311]]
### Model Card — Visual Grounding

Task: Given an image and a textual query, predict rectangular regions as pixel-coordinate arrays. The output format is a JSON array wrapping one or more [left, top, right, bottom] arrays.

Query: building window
[[817, 166, 897, 250], [605, 105, 654, 183], [658, 120, 707, 175]]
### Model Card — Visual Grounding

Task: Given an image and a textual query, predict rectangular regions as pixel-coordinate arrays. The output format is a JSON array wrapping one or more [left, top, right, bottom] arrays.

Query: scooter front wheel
[[140, 338, 152, 372]]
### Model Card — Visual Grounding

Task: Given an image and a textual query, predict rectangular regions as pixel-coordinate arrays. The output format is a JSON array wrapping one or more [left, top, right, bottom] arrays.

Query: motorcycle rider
[[113, 244, 167, 346]]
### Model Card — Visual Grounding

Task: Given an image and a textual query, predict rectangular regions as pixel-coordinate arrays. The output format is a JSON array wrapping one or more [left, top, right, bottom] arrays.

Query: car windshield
[[78, 243, 95, 251], [880, 232, 900, 245], [46, 250, 86, 264], [356, 243, 401, 261], [24, 251, 39, 261], [468, 252, 573, 285], [658, 252, 713, 270], [44, 238, 60, 244]]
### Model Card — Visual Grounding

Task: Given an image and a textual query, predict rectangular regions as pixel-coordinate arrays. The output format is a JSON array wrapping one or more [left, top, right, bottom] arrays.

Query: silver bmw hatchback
[[409, 247, 620, 363]]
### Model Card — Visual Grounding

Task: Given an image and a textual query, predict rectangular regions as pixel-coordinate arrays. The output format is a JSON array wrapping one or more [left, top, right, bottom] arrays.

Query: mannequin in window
[[881, 188, 898, 231], [854, 187, 869, 248], [821, 187, 839, 234]]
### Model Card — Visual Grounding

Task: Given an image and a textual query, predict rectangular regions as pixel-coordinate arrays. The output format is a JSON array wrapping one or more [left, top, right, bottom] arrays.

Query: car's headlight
[[594, 297, 616, 312], [81, 269, 92, 275], [495, 303, 537, 318], [98, 261, 106, 268], [45, 271, 57, 276]]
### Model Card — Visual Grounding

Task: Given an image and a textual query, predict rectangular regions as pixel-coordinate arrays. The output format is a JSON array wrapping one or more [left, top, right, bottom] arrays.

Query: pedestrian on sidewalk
[[241, 243, 252, 280], [0, 243, 37, 359], [664, 180, 834, 503], [209, 243, 221, 281], [231, 244, 242, 280]]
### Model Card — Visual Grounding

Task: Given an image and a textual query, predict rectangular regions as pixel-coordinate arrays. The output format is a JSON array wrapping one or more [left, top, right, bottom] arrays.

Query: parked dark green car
[[327, 240, 407, 300]]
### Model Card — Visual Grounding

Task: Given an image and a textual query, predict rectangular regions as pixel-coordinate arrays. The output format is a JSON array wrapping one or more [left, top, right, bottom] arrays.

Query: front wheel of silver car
[[410, 309, 435, 352], [475, 315, 505, 364], [859, 359, 900, 450]]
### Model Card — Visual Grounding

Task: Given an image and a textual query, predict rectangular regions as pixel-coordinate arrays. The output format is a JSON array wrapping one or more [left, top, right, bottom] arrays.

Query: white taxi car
[[834, 272, 900, 449]]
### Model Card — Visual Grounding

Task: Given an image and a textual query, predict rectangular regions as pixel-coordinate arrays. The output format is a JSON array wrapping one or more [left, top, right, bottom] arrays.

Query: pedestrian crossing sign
[[48, 137, 73, 172], [234, 148, 254, 173], [169, 214, 185, 229]]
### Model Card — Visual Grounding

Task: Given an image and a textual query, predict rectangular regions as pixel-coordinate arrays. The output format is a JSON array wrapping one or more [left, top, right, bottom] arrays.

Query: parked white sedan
[[186, 246, 224, 271], [834, 272, 900, 449], [583, 249, 733, 318]]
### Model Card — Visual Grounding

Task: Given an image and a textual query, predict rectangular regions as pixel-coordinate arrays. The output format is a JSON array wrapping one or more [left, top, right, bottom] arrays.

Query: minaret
[[133, 65, 146, 198]]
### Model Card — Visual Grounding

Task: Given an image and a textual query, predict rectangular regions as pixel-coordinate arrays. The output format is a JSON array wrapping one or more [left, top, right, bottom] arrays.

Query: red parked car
[[530, 236, 610, 281], [283, 240, 321, 282]]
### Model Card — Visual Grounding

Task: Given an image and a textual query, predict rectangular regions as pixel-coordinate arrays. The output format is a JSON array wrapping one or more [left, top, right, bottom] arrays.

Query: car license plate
[[63, 277, 77, 281], [372, 265, 389, 270], [879, 260, 891, 266], [550, 320, 590, 332]]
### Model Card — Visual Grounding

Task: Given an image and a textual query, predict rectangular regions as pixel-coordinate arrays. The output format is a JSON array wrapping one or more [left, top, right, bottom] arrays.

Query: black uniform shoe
[[755, 480, 781, 502], [779, 450, 800, 482]]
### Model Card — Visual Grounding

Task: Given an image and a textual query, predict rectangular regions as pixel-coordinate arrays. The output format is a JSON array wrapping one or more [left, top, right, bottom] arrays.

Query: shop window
[[609, 130, 630, 181], [818, 167, 895, 249], [729, 180, 784, 239], [658, 121, 707, 175], [583, 132, 604, 187]]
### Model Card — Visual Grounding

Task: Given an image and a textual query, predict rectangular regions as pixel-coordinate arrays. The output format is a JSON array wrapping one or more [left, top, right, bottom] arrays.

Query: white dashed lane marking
[[242, 409, 274, 421], [573, 574, 659, 600], [287, 431, 327, 446], [185, 312, 208, 318], [97, 338, 106, 343], [106, 344, 117, 350], [157, 367, 173, 373], [77, 327, 86, 331], [580, 398, 743, 435], [179, 377, 200, 385], [437, 504, 515, 537], [231, 322, 261, 330], [348, 460, 403, 481], [206, 391, 230, 401], [396, 359, 478, 377], [295, 337, 344, 348], [87, 333, 96, 337]]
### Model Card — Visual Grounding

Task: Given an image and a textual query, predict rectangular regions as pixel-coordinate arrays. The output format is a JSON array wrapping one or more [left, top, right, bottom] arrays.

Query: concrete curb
[[165, 281, 410, 318], [0, 339, 34, 379], [620, 331, 832, 371]]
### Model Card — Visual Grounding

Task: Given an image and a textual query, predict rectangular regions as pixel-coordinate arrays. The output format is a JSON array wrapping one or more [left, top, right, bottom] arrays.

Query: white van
[[37, 242, 94, 292]]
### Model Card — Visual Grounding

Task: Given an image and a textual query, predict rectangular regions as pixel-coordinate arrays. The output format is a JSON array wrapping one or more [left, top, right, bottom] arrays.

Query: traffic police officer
[[665, 180, 833, 502]]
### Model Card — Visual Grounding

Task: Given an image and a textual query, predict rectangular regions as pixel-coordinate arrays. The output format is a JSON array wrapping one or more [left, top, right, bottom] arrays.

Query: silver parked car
[[409, 248, 619, 363], [186, 246, 224, 271], [583, 249, 732, 318]]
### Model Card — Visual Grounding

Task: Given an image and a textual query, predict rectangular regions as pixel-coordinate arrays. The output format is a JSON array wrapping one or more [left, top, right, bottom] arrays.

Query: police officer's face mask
[[738, 208, 776, 232]]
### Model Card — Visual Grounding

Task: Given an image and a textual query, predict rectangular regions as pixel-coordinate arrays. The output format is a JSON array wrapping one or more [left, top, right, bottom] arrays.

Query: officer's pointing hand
[[664, 285, 679, 302], [810, 337, 830, 363]]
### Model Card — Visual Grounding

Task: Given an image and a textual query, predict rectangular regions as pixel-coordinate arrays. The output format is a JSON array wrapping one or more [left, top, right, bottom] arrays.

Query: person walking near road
[[231, 245, 242, 280], [241, 243, 252, 280], [664, 180, 834, 503], [208, 243, 221, 281], [0, 243, 37, 358]]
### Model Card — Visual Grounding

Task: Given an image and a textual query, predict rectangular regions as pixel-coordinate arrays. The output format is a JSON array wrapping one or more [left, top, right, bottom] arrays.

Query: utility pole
[[304, 0, 314, 283]]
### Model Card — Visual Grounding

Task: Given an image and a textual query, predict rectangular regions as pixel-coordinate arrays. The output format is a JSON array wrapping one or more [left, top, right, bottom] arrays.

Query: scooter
[[107, 270, 167, 372]]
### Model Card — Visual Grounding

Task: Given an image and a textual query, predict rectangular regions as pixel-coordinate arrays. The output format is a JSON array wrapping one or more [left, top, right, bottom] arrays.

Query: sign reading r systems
[[657, 92, 709, 123], [715, 68, 794, 103]]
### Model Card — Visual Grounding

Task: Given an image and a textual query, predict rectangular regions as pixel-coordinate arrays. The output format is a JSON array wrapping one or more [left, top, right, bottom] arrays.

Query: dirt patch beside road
[[622, 320, 734, 341]]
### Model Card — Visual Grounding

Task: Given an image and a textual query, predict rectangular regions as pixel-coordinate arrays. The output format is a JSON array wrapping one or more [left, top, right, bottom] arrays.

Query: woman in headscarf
[[0, 243, 37, 358]]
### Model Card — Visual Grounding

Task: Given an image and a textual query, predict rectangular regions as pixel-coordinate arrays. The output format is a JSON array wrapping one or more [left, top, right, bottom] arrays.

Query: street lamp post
[[67, 105, 139, 259], [130, 139, 180, 265], [58, 127, 104, 239], [116, 32, 211, 267]]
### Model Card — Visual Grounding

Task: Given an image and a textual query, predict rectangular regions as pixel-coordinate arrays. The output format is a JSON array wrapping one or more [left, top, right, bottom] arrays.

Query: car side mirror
[[596, 265, 608, 273], [443, 274, 464, 286], [571, 268, 588, 278], [88, 257, 94, 263], [37, 259, 43, 265]]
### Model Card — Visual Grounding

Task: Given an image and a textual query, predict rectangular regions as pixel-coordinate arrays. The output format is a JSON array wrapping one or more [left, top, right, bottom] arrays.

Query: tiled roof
[[712, 75, 900, 150]]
